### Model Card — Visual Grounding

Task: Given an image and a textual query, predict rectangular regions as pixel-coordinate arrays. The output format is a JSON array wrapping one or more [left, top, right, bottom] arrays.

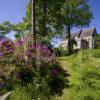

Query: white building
[[60, 28, 98, 50]]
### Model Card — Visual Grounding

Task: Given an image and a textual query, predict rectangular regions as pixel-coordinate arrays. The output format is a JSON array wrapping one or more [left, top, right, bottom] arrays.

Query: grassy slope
[[56, 49, 100, 100]]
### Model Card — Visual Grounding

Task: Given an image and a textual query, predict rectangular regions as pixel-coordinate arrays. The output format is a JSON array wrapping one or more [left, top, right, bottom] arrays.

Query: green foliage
[[0, 21, 12, 35], [93, 49, 100, 58], [0, 38, 68, 99], [62, 0, 92, 53], [55, 47, 68, 56], [7, 85, 32, 100], [62, 0, 92, 27], [24, 64, 68, 99], [0, 0, 32, 38], [0, 0, 93, 44]]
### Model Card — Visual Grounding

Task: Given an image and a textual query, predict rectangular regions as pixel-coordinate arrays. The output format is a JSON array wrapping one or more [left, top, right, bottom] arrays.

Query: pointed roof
[[79, 28, 97, 38], [71, 30, 82, 38]]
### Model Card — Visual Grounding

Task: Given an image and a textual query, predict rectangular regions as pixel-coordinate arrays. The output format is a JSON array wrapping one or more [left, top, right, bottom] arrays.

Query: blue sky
[[0, 0, 28, 40], [0, 0, 100, 40], [72, 0, 100, 33], [89, 0, 100, 33]]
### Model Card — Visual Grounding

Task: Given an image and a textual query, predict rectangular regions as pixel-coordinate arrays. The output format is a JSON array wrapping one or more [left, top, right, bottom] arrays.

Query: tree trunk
[[67, 26, 72, 54], [32, 0, 37, 68], [43, 0, 47, 37], [32, 0, 36, 43]]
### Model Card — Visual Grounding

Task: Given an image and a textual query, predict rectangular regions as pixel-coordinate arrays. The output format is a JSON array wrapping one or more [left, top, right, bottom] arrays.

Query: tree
[[35, 0, 66, 44], [0, 21, 12, 35], [62, 0, 92, 54], [0, 0, 32, 38], [0, 0, 92, 53], [14, 0, 32, 38], [0, 0, 64, 39]]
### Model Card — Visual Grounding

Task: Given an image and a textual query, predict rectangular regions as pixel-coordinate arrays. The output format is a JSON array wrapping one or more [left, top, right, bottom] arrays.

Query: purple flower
[[0, 83, 4, 88], [51, 67, 59, 76], [21, 37, 27, 42], [0, 52, 3, 57], [15, 40, 23, 47], [19, 55, 24, 60], [7, 48, 14, 53]]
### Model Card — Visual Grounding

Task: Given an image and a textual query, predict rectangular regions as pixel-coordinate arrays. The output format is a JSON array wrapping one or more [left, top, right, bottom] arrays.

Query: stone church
[[60, 28, 98, 49]]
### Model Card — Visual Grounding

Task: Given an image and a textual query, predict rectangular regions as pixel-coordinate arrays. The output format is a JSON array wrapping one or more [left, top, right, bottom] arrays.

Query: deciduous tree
[[62, 0, 92, 54]]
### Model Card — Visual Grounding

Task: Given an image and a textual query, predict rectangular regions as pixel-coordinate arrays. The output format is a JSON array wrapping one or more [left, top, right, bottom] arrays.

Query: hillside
[[57, 49, 100, 100]]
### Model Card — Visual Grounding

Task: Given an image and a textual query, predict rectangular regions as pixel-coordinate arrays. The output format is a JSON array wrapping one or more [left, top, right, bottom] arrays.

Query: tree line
[[0, 0, 93, 54]]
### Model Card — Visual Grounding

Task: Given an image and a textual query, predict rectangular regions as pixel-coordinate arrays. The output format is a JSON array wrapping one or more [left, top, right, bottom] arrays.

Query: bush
[[0, 35, 68, 99], [0, 39, 15, 95]]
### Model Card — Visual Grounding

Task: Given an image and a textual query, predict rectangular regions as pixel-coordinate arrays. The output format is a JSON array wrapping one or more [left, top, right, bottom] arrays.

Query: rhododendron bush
[[0, 35, 68, 98]]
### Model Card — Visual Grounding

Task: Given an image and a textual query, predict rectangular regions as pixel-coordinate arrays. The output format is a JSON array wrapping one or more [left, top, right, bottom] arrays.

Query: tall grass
[[7, 85, 32, 100], [7, 84, 52, 100], [58, 49, 100, 100], [67, 49, 100, 100]]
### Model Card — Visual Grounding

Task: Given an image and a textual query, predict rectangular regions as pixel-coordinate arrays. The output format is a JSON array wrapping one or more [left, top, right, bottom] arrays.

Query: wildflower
[[15, 40, 23, 47], [0, 83, 4, 88], [21, 37, 27, 42], [0, 52, 3, 57], [50, 67, 59, 76]]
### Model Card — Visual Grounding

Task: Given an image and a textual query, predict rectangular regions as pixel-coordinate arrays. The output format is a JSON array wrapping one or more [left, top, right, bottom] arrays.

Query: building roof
[[70, 27, 97, 38], [71, 30, 82, 38], [79, 28, 97, 38]]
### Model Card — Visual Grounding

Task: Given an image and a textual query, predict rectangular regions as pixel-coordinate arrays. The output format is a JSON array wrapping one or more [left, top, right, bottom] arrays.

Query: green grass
[[57, 49, 100, 100], [7, 85, 32, 100]]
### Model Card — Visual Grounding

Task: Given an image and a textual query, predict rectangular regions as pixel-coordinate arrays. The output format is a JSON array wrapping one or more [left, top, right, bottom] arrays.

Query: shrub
[[0, 39, 15, 95], [0, 35, 68, 99]]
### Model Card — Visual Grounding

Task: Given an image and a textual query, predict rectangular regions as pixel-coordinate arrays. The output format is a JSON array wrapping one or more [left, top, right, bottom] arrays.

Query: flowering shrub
[[0, 34, 68, 99], [26, 43, 56, 66], [0, 39, 14, 55], [0, 38, 15, 95]]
